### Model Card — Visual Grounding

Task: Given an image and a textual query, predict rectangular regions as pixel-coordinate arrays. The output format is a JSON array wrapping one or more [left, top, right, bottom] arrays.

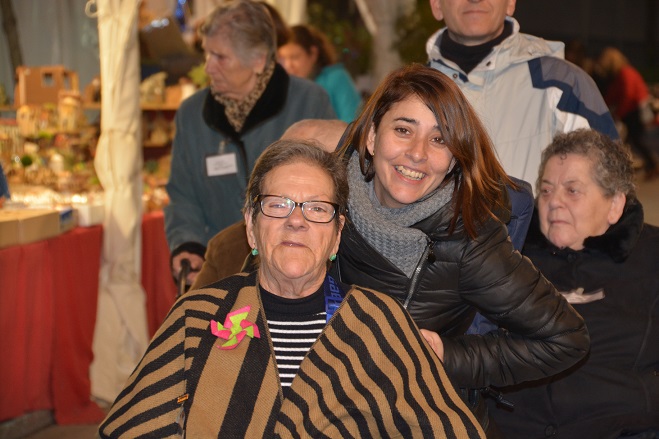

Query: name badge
[[206, 153, 238, 177]]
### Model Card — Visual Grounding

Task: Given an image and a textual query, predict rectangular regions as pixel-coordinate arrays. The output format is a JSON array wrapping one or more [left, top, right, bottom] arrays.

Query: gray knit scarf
[[347, 153, 454, 277]]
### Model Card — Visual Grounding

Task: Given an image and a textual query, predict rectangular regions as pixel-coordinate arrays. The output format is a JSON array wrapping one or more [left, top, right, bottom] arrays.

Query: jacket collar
[[202, 63, 290, 139], [525, 200, 644, 262], [426, 17, 563, 79]]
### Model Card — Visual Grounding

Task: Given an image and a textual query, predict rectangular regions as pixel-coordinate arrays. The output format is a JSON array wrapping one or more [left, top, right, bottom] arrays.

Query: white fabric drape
[[352, 0, 414, 83], [89, 0, 149, 403]]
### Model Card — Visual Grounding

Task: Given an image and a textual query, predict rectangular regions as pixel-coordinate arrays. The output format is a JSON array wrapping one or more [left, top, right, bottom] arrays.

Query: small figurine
[[58, 91, 82, 133]]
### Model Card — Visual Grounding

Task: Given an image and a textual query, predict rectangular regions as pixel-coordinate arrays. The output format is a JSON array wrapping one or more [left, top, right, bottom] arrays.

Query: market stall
[[0, 0, 181, 424]]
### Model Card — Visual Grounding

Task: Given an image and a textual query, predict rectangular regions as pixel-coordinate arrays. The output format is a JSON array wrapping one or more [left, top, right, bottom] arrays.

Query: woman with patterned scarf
[[164, 0, 335, 289]]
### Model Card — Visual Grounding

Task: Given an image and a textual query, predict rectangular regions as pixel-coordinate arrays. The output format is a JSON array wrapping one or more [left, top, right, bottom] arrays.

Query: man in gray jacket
[[426, 0, 618, 190]]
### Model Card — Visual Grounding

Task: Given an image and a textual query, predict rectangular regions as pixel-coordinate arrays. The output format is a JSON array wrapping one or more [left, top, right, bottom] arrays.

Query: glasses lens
[[260, 196, 336, 223], [260, 196, 294, 218], [303, 202, 335, 223]]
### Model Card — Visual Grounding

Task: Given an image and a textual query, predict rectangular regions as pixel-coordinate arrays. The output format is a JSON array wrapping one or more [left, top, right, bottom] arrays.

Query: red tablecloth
[[0, 212, 178, 425], [0, 226, 106, 424]]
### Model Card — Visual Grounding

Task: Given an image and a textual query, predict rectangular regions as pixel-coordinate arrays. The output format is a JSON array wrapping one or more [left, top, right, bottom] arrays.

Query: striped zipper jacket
[[99, 271, 485, 438]]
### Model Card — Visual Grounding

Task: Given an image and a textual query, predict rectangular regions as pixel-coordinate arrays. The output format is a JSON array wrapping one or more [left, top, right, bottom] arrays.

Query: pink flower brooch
[[210, 305, 260, 350]]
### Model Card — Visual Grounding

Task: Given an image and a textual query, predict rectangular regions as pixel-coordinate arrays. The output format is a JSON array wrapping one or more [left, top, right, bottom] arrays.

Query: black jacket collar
[[525, 200, 644, 262], [202, 63, 290, 140], [439, 20, 513, 74]]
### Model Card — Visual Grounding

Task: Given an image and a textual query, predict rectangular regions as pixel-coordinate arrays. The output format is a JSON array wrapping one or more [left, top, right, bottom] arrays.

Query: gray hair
[[199, 0, 276, 64], [538, 129, 636, 202], [244, 139, 348, 230]]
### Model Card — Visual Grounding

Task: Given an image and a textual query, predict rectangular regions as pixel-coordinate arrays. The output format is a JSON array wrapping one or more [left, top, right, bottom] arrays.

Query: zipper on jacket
[[403, 239, 434, 309]]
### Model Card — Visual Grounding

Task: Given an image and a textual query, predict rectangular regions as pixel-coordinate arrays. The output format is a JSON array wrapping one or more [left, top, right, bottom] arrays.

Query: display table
[[0, 225, 105, 424], [0, 211, 178, 425]]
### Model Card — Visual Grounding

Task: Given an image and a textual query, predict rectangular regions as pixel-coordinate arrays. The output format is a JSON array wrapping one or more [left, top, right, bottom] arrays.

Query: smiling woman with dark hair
[[335, 63, 589, 436]]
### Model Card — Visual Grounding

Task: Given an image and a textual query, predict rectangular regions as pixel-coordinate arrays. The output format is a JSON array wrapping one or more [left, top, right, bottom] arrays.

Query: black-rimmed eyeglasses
[[255, 195, 338, 223]]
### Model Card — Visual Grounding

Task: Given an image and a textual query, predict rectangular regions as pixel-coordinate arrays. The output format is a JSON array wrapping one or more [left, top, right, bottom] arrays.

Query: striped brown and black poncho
[[99, 271, 484, 438]]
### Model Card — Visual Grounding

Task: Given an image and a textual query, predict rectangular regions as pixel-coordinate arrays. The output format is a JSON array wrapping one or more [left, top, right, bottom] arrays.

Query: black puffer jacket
[[490, 202, 659, 439], [335, 195, 590, 390]]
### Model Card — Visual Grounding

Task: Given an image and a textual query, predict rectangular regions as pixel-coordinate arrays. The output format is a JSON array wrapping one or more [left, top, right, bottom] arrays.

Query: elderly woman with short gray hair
[[491, 128, 659, 439], [164, 0, 335, 288]]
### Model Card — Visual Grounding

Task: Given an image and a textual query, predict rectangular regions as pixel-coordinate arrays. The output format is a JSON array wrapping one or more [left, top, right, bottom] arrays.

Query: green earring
[[329, 254, 336, 261], [251, 248, 259, 256]]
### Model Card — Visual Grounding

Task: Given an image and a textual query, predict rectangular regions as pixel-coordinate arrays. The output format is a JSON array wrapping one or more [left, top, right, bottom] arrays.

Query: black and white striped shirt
[[260, 285, 326, 395]]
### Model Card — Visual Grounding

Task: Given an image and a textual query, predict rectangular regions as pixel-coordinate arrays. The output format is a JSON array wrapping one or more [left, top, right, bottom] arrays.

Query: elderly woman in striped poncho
[[99, 139, 484, 438]]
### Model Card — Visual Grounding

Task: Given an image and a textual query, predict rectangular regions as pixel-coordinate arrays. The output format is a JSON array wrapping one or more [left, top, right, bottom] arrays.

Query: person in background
[[99, 140, 486, 438], [278, 24, 362, 123], [190, 118, 349, 289], [489, 129, 659, 439], [564, 39, 595, 77], [425, 0, 619, 191], [596, 46, 659, 180], [0, 163, 9, 208], [564, 39, 611, 96], [164, 0, 335, 286]]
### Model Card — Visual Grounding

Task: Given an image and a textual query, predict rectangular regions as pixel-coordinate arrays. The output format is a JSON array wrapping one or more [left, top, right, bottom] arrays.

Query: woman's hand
[[420, 329, 444, 361], [172, 252, 204, 286]]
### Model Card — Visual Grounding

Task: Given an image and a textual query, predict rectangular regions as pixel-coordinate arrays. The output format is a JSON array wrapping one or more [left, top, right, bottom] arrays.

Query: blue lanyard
[[323, 275, 345, 323]]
